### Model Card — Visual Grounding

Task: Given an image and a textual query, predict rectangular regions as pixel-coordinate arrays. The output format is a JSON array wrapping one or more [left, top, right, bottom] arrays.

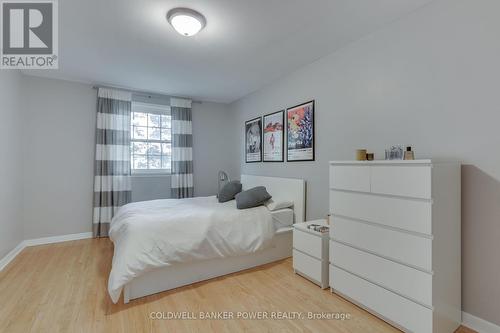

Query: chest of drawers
[[329, 160, 461, 333]]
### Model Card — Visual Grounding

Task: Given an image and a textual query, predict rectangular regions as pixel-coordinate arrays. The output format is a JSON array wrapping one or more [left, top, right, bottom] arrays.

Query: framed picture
[[286, 100, 315, 162], [263, 110, 284, 162], [245, 117, 262, 163]]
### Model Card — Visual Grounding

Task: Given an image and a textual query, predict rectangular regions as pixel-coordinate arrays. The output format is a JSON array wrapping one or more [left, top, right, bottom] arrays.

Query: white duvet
[[108, 196, 275, 303]]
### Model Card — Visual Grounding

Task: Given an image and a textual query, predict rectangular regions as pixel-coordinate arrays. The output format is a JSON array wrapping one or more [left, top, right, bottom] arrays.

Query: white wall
[[0, 71, 23, 258], [231, 0, 500, 325], [22, 76, 96, 238]]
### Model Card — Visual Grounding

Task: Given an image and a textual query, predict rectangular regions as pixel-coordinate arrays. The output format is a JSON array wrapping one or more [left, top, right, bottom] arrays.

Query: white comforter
[[108, 196, 275, 303]]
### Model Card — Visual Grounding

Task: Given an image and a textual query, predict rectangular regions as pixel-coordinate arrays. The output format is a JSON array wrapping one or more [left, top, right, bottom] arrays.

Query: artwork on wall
[[263, 110, 284, 162], [286, 100, 315, 161], [245, 117, 262, 163]]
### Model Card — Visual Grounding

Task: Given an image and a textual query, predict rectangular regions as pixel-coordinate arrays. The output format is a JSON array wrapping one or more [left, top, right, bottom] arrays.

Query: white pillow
[[264, 199, 294, 211]]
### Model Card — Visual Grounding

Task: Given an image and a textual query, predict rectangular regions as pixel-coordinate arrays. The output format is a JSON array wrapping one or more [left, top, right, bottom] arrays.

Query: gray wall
[[192, 101, 238, 196], [231, 0, 500, 324], [0, 71, 24, 258], [131, 102, 237, 202], [131, 176, 171, 202], [19, 76, 235, 239], [22, 76, 96, 239]]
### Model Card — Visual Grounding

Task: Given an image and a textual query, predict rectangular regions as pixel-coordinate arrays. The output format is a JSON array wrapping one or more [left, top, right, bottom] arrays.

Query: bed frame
[[123, 174, 305, 303]]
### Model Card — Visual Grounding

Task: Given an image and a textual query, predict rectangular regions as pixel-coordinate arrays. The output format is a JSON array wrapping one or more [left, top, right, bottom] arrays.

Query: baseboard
[[0, 232, 93, 272], [0, 242, 26, 271], [463, 311, 500, 333], [23, 232, 93, 247]]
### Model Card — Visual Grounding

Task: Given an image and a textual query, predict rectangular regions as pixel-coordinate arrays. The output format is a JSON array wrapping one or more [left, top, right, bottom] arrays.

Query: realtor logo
[[1, 0, 58, 69]]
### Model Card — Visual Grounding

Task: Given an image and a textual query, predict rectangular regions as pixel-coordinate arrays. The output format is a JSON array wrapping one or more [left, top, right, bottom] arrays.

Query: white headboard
[[241, 174, 306, 224]]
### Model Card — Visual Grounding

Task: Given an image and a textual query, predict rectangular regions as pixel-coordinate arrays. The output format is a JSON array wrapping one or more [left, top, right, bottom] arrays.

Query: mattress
[[271, 208, 294, 230]]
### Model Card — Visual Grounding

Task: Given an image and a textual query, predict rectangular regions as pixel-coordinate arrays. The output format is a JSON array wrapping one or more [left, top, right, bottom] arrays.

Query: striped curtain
[[170, 97, 194, 198], [93, 88, 132, 237]]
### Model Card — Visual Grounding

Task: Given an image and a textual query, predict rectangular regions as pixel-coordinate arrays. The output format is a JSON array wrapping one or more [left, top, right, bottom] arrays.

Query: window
[[130, 102, 171, 174]]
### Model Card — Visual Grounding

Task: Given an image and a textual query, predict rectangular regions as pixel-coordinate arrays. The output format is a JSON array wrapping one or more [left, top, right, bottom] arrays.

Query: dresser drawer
[[330, 165, 370, 192], [330, 241, 432, 306], [331, 216, 432, 271], [293, 229, 323, 259], [371, 165, 431, 199], [330, 265, 433, 333], [293, 250, 323, 284], [330, 190, 432, 235]]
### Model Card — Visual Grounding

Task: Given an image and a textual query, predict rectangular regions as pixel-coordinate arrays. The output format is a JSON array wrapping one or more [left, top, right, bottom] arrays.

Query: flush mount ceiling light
[[166, 8, 206, 37]]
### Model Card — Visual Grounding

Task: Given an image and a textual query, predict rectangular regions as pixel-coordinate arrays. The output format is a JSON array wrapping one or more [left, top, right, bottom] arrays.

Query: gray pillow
[[235, 186, 272, 209], [218, 180, 242, 203]]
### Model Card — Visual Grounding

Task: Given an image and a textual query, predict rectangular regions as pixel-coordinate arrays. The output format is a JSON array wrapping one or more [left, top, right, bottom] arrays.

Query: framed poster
[[245, 117, 262, 163], [286, 100, 315, 162], [263, 110, 284, 162]]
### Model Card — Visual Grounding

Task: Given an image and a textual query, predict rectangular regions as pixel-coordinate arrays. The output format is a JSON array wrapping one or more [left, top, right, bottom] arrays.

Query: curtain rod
[[92, 85, 202, 104]]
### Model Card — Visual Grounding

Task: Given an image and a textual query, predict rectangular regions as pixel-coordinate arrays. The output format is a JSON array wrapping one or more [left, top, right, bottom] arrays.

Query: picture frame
[[385, 145, 405, 160], [286, 100, 315, 162], [245, 117, 262, 163], [263, 110, 285, 162]]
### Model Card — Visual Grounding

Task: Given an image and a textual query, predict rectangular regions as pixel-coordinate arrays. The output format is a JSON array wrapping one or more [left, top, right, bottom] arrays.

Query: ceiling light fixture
[[166, 8, 206, 37]]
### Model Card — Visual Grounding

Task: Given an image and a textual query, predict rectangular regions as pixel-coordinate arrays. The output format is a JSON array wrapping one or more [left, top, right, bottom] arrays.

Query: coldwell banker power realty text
[[1, 0, 58, 69]]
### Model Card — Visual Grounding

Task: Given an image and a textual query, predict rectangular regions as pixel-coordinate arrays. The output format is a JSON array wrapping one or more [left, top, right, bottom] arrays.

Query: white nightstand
[[293, 220, 329, 289]]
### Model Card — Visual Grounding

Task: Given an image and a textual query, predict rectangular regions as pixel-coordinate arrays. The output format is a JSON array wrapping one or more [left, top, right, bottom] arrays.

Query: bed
[[108, 174, 305, 304]]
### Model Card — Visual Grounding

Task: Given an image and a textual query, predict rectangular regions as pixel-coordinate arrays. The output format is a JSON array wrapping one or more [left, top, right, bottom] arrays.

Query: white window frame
[[130, 102, 172, 175]]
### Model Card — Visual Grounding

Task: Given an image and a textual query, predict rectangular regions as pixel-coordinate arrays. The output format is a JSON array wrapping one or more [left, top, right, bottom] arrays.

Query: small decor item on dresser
[[366, 153, 374, 161], [404, 146, 415, 160], [355, 149, 367, 161], [385, 145, 404, 160]]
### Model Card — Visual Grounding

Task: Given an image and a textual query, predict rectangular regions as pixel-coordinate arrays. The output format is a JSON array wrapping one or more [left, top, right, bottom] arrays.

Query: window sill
[[131, 173, 171, 178]]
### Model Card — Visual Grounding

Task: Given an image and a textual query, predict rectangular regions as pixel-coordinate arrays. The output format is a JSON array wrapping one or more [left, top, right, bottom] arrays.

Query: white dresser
[[329, 160, 461, 333]]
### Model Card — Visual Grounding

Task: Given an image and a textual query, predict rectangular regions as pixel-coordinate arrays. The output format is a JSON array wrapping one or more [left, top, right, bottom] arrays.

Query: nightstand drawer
[[293, 229, 323, 259], [293, 250, 323, 284]]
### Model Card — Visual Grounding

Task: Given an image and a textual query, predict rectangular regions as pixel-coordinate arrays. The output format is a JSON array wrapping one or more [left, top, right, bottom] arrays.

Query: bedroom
[[0, 0, 498, 332]]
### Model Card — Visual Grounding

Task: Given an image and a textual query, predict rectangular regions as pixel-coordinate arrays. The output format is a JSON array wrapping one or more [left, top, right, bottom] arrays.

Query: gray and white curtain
[[170, 97, 194, 198], [93, 88, 132, 237]]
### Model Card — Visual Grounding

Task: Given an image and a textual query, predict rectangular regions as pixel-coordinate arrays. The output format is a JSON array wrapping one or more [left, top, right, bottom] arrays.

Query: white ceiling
[[24, 0, 434, 103]]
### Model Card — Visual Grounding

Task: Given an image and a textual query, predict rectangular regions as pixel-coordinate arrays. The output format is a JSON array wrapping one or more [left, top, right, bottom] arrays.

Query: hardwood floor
[[0, 239, 475, 333]]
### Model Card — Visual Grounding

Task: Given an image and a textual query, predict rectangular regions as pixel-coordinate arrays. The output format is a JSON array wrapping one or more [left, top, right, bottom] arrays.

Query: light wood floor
[[0, 239, 475, 333]]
